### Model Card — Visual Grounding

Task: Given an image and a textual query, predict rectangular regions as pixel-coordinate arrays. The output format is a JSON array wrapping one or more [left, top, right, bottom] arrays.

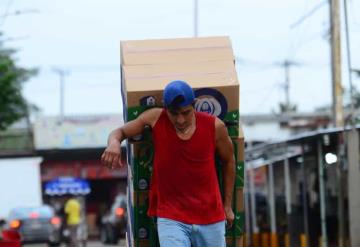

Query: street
[[23, 239, 126, 247]]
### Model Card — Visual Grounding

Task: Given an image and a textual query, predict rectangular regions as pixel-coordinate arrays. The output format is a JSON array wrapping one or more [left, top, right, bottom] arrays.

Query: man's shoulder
[[196, 112, 217, 127], [66, 199, 80, 207], [145, 107, 163, 115], [196, 111, 215, 120]]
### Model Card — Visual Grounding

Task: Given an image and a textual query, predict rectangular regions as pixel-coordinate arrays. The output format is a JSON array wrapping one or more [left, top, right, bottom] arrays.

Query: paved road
[[23, 239, 126, 247]]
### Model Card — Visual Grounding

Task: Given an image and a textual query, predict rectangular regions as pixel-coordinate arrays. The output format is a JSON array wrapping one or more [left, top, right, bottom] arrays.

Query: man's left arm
[[215, 118, 236, 227]]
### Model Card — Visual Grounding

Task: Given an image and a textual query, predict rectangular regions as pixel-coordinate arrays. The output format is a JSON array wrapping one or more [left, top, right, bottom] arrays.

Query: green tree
[[0, 35, 37, 130]]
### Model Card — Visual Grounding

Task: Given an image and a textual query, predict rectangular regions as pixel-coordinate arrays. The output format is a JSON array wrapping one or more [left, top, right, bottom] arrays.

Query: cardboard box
[[235, 187, 244, 212], [122, 60, 239, 123], [121, 36, 234, 66], [122, 37, 243, 247], [232, 136, 245, 162], [215, 165, 244, 212]]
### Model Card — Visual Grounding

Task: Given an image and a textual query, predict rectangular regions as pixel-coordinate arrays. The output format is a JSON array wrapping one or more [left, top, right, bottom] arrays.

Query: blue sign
[[45, 177, 91, 196]]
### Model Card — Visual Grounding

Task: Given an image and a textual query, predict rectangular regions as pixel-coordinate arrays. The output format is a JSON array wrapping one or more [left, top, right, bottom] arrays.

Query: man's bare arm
[[101, 108, 162, 169], [215, 118, 236, 227]]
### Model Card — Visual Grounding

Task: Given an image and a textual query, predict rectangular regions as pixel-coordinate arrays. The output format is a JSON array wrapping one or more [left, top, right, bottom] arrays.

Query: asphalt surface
[[23, 239, 126, 247]]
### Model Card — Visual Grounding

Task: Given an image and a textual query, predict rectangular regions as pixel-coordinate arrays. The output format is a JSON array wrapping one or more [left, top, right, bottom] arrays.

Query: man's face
[[166, 105, 195, 132]]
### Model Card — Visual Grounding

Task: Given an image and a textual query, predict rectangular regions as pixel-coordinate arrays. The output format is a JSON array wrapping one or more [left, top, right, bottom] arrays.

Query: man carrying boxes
[[102, 80, 235, 247], [102, 36, 244, 247]]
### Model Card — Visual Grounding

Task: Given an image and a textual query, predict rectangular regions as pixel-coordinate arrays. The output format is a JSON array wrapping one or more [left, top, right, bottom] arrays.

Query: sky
[[1, 0, 360, 117]]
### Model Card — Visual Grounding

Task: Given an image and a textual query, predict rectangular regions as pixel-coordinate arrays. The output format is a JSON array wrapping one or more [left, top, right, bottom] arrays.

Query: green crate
[[127, 106, 149, 121], [131, 143, 154, 191], [133, 206, 156, 239], [224, 110, 239, 123], [231, 138, 244, 162], [227, 125, 239, 138], [226, 212, 245, 237], [235, 161, 244, 187], [132, 211, 159, 247]]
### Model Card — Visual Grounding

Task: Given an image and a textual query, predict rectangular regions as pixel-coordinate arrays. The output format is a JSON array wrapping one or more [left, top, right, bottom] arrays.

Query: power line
[[40, 65, 119, 74], [241, 85, 280, 95], [0, 9, 39, 18], [0, 35, 29, 43], [289, 0, 328, 61], [235, 56, 278, 69], [0, 0, 15, 27], [290, 1, 328, 29], [252, 83, 279, 112]]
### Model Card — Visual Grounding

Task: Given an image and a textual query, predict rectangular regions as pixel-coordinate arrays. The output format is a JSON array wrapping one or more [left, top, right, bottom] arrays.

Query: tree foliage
[[0, 37, 37, 130]]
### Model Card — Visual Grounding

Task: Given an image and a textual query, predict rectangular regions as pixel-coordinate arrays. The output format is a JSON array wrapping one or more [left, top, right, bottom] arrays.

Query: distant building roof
[[241, 112, 332, 142], [241, 112, 331, 124]]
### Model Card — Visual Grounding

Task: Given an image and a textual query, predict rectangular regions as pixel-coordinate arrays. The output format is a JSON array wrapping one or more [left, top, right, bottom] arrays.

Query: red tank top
[[147, 109, 225, 224]]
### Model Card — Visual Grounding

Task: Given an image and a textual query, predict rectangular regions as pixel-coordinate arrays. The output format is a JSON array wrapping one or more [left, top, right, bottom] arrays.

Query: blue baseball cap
[[163, 80, 195, 108]]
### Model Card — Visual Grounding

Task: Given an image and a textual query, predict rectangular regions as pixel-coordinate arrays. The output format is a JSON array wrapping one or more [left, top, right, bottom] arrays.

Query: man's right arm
[[101, 108, 162, 169]]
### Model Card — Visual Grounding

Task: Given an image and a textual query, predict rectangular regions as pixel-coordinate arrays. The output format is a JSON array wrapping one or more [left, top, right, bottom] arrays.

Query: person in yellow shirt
[[65, 197, 81, 247]]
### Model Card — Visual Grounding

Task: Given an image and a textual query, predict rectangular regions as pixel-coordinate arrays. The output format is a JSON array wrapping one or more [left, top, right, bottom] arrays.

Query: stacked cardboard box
[[121, 36, 244, 247]]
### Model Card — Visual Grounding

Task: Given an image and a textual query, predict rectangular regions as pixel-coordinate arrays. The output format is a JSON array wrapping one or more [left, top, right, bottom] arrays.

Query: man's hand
[[101, 140, 123, 169], [224, 205, 235, 229]]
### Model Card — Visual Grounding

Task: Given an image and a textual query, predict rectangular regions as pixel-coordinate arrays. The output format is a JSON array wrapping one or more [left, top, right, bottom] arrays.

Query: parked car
[[100, 194, 127, 244], [4, 205, 61, 246]]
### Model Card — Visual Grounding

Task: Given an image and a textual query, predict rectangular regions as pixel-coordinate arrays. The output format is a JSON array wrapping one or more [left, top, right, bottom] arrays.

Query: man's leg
[[68, 225, 79, 247], [157, 218, 192, 247], [191, 220, 226, 247]]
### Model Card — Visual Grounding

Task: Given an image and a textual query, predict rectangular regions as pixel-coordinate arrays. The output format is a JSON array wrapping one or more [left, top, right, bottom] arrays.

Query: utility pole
[[194, 0, 198, 37], [347, 127, 360, 247], [283, 60, 292, 111], [330, 0, 343, 127], [277, 60, 299, 113], [52, 68, 69, 123], [329, 1, 345, 247], [318, 139, 328, 247], [343, 0, 360, 245]]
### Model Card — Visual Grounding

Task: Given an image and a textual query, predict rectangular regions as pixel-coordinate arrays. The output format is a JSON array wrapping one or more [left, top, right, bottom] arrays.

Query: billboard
[[34, 115, 123, 150]]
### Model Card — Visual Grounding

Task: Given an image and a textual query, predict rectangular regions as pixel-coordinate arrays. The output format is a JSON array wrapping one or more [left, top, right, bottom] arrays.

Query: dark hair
[[167, 96, 195, 113], [167, 95, 185, 112]]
